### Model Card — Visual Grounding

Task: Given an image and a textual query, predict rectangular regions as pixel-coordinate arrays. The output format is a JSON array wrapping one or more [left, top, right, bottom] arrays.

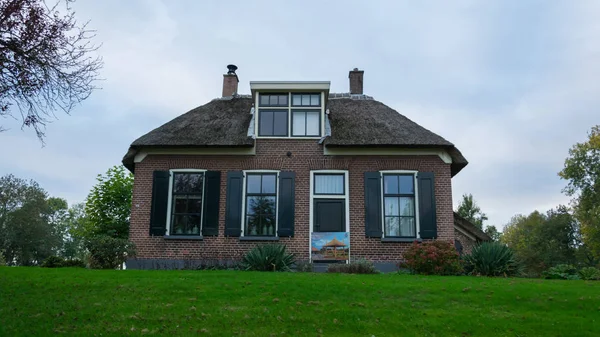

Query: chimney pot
[[349, 68, 364, 95], [222, 64, 239, 97]]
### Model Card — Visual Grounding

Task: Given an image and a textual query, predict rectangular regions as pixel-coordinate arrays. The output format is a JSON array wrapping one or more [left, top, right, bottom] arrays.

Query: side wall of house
[[128, 140, 453, 269], [454, 229, 477, 255]]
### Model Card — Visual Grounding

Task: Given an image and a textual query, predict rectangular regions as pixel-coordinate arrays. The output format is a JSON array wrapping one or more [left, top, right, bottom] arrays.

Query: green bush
[[0, 250, 6, 266], [196, 260, 241, 271], [578, 267, 600, 281], [542, 264, 579, 280], [41, 256, 85, 268], [463, 242, 520, 277], [295, 261, 314, 272], [401, 241, 463, 275], [327, 259, 379, 274], [85, 235, 136, 269], [241, 244, 295, 272]]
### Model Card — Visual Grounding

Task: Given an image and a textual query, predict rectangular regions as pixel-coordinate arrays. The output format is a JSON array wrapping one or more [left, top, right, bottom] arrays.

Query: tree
[[502, 206, 578, 275], [484, 225, 501, 241], [83, 165, 133, 239], [456, 193, 488, 229], [0, 0, 102, 140], [559, 125, 600, 260], [0, 174, 63, 265]]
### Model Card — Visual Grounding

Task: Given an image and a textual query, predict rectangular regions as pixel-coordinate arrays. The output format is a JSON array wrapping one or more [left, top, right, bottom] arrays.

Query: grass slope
[[0, 268, 598, 336]]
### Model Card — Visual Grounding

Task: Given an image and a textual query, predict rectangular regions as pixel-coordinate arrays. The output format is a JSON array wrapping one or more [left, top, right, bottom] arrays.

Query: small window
[[292, 110, 320, 136], [259, 94, 288, 107], [292, 93, 320, 107], [259, 110, 288, 136], [314, 174, 345, 195], [245, 173, 278, 236], [170, 172, 204, 235], [383, 174, 416, 238]]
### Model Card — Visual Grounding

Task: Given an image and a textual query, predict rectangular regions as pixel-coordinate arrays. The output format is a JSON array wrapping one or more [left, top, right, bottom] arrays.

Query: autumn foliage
[[401, 240, 463, 275]]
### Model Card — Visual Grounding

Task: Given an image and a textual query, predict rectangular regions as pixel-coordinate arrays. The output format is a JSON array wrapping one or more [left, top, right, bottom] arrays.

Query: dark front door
[[314, 199, 345, 232]]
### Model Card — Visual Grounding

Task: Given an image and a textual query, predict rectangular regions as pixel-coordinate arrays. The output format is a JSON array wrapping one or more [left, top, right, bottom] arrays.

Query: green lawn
[[0, 268, 598, 336]]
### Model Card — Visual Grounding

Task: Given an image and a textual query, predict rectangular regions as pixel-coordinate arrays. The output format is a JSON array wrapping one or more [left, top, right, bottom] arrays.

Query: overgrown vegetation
[[327, 259, 378, 274], [241, 244, 295, 271], [40, 256, 85, 268], [1, 268, 599, 336], [401, 240, 463, 275], [578, 267, 600, 281], [294, 261, 313, 272], [543, 264, 580, 280], [463, 242, 520, 277], [85, 235, 135, 269]]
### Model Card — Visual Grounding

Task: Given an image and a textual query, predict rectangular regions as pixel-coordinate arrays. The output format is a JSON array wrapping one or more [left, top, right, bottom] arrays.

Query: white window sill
[[164, 235, 204, 240], [381, 238, 422, 243], [239, 236, 279, 241]]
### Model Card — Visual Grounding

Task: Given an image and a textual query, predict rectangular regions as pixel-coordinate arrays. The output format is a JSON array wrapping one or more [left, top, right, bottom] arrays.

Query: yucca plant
[[463, 242, 520, 277], [241, 244, 295, 272]]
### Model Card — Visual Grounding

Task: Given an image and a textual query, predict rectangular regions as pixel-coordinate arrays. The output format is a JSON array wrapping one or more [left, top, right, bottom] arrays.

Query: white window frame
[[240, 170, 281, 237], [309, 170, 350, 259], [165, 169, 207, 236], [255, 92, 325, 139], [379, 170, 420, 239]]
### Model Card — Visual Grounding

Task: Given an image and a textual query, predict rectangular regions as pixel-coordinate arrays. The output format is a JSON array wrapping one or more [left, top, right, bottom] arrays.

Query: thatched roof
[[123, 94, 467, 175], [323, 237, 346, 247], [453, 212, 492, 242]]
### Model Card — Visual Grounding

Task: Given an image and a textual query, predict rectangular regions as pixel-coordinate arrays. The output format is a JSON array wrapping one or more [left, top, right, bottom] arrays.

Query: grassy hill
[[0, 267, 598, 336]]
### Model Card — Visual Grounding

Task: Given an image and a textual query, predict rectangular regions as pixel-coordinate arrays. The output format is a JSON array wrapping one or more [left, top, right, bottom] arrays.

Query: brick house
[[123, 66, 477, 271]]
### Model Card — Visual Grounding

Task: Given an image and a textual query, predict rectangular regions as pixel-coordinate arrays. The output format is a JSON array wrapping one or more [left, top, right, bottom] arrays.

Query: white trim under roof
[[250, 81, 331, 91], [322, 147, 453, 164]]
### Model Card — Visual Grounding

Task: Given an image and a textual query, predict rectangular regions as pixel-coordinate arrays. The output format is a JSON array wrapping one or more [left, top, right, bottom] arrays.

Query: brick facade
[[128, 139, 454, 267], [454, 229, 477, 255]]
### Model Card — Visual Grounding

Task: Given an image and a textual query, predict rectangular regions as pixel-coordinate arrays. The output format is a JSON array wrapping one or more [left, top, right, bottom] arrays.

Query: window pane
[[171, 214, 186, 234], [292, 111, 305, 136], [314, 174, 344, 194], [260, 95, 269, 106], [246, 196, 259, 215], [174, 196, 187, 213], [400, 218, 416, 237], [245, 216, 258, 235], [273, 110, 288, 136], [188, 196, 203, 214], [399, 197, 415, 216], [269, 95, 278, 106], [259, 110, 274, 136], [247, 196, 276, 215], [310, 94, 320, 106], [384, 197, 399, 216], [301, 94, 310, 106], [383, 175, 399, 194], [187, 215, 201, 233], [306, 111, 319, 135], [385, 217, 400, 237], [174, 173, 203, 193], [279, 95, 288, 106], [292, 94, 302, 106], [261, 174, 276, 194], [247, 175, 261, 194], [399, 175, 414, 194]]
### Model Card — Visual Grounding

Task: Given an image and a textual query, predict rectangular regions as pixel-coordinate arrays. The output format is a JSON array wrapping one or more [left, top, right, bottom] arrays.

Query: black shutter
[[150, 171, 170, 236], [418, 172, 437, 239], [277, 171, 295, 237], [364, 172, 383, 238], [202, 171, 221, 236], [224, 171, 243, 237]]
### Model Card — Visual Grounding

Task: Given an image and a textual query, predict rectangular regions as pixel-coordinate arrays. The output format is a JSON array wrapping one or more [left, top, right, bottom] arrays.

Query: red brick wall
[[129, 139, 454, 263]]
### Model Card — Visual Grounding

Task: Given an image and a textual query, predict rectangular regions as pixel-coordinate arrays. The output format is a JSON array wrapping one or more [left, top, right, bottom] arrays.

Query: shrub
[[578, 267, 600, 281], [295, 261, 314, 272], [463, 242, 521, 277], [62, 259, 86, 268], [85, 235, 136, 269], [0, 250, 6, 266], [542, 264, 580, 280], [196, 260, 241, 271], [241, 244, 295, 272], [401, 241, 463, 275], [327, 259, 379, 274], [41, 256, 65, 268]]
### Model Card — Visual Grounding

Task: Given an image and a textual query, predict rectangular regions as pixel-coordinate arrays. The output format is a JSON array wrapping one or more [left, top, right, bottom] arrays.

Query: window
[[314, 174, 345, 195], [244, 173, 278, 236], [311, 171, 349, 234], [383, 174, 416, 238], [257, 92, 322, 138], [259, 93, 288, 107], [292, 110, 320, 136], [259, 110, 288, 136], [169, 172, 204, 235]]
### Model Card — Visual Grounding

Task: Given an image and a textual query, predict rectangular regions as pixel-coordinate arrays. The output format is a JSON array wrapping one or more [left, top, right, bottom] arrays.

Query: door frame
[[309, 170, 350, 261]]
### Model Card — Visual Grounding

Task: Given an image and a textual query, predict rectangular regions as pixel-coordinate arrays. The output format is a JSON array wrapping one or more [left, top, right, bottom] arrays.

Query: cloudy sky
[[1, 0, 598, 230]]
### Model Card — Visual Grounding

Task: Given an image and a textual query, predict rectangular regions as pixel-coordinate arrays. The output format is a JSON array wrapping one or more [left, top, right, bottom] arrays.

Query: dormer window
[[251, 81, 330, 139]]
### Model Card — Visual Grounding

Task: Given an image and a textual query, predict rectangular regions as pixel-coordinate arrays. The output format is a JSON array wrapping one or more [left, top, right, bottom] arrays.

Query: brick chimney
[[222, 64, 239, 97], [349, 68, 364, 95]]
